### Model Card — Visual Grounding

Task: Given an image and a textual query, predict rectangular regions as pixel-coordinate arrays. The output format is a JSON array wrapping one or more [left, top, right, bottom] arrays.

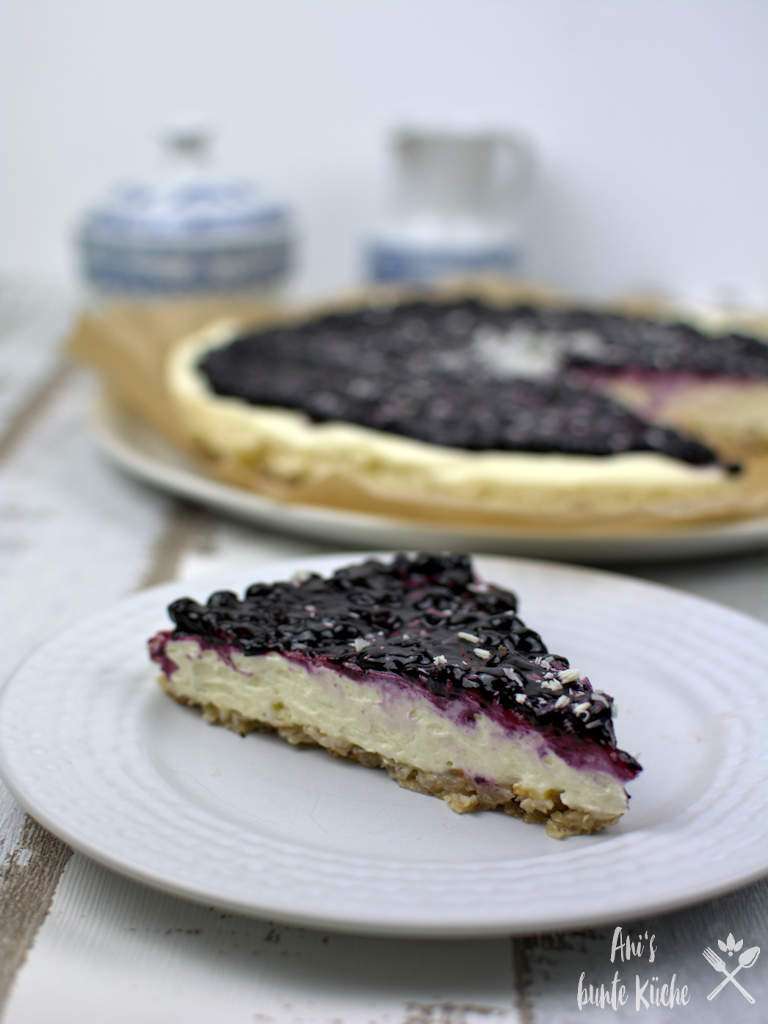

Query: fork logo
[[702, 933, 760, 1004]]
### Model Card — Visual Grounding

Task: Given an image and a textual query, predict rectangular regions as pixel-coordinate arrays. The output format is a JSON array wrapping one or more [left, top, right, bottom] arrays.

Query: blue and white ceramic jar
[[77, 124, 296, 299]]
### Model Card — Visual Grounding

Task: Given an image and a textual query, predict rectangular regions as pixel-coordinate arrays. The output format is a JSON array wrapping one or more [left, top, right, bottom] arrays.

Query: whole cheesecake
[[149, 553, 641, 839], [165, 292, 768, 526]]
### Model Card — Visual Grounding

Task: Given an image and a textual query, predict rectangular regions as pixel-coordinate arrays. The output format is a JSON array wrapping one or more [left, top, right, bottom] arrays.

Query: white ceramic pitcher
[[367, 124, 534, 284]]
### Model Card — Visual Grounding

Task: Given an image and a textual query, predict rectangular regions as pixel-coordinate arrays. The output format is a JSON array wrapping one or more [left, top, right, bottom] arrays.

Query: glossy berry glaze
[[197, 298, 767, 468], [149, 553, 641, 782]]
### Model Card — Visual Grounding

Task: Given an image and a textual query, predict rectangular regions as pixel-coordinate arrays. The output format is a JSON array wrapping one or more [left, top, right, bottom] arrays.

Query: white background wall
[[2, 0, 767, 302]]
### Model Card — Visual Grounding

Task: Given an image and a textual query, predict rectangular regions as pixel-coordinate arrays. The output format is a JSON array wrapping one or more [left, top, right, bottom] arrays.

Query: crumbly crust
[[159, 675, 622, 839]]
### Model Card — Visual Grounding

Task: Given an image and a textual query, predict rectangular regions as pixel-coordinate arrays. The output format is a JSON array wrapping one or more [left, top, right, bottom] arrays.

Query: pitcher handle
[[494, 134, 535, 218]]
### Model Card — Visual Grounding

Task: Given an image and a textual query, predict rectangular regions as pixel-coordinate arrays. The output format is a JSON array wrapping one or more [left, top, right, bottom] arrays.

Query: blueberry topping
[[197, 298, 768, 467], [163, 553, 640, 772]]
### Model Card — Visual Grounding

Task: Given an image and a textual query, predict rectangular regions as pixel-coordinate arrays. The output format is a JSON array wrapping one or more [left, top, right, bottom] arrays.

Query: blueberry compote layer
[[196, 298, 768, 466], [150, 553, 641, 782]]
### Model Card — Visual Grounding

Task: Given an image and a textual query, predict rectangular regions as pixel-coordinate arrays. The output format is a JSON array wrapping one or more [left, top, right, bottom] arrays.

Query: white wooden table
[[2, 281, 767, 1024]]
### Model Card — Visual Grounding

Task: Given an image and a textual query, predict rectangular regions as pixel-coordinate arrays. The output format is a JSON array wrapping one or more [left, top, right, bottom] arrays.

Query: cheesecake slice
[[148, 553, 641, 838]]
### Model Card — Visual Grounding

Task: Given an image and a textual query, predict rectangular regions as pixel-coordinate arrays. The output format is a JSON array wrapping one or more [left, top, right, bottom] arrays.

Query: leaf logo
[[717, 933, 744, 957]]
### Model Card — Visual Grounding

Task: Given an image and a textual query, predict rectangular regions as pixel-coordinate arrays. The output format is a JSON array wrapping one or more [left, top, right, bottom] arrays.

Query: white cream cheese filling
[[161, 639, 629, 819]]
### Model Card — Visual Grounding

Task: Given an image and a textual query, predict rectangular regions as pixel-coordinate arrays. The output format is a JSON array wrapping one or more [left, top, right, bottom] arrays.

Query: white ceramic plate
[[2, 553, 767, 937], [92, 396, 768, 563]]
